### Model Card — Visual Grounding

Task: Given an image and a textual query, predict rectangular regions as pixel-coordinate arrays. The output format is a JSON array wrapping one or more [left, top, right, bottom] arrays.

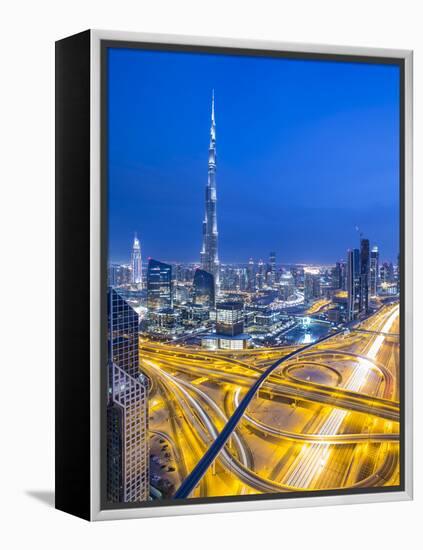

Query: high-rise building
[[380, 261, 394, 284], [256, 259, 264, 290], [216, 301, 244, 336], [332, 260, 346, 290], [237, 267, 248, 291], [200, 91, 220, 295], [360, 238, 370, 313], [290, 266, 303, 288], [304, 269, 321, 302], [247, 258, 256, 291], [347, 248, 361, 321], [131, 233, 142, 286], [147, 259, 173, 311], [279, 271, 295, 301], [370, 246, 379, 296], [108, 263, 132, 287], [107, 288, 149, 503], [267, 251, 276, 286], [193, 268, 215, 307]]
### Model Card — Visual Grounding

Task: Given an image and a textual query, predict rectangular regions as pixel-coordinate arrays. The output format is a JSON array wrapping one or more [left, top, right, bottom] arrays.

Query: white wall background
[[0, 1, 420, 548]]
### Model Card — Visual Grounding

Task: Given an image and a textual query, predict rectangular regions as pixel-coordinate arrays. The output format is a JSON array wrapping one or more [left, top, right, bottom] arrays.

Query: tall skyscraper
[[131, 233, 142, 286], [107, 288, 149, 503], [360, 238, 370, 313], [347, 248, 361, 321], [238, 267, 248, 291], [247, 258, 256, 291], [332, 260, 346, 290], [267, 251, 276, 286], [200, 91, 220, 295], [193, 268, 215, 307], [147, 258, 173, 311], [370, 246, 379, 296], [291, 266, 303, 288], [256, 259, 264, 289]]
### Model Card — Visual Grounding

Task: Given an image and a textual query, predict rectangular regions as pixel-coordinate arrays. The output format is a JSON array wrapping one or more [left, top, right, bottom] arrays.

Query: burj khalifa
[[200, 90, 220, 295]]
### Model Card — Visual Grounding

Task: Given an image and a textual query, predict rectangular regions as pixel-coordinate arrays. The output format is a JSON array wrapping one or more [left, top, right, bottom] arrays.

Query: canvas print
[[105, 45, 401, 505]]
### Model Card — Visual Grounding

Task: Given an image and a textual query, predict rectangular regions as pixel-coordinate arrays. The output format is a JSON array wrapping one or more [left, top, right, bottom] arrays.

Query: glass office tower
[[193, 268, 215, 307], [107, 288, 149, 503], [147, 259, 173, 311], [360, 238, 370, 313], [347, 248, 361, 321]]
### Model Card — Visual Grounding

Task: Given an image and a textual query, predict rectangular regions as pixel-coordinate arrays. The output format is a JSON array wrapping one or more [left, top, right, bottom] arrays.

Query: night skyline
[[108, 47, 400, 265], [105, 45, 402, 505]]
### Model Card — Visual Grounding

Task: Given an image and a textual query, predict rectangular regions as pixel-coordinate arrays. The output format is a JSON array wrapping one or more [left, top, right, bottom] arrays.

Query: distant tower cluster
[[200, 90, 220, 296], [131, 233, 143, 286]]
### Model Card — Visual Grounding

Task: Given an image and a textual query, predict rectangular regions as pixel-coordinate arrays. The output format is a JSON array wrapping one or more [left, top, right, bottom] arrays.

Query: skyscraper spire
[[200, 91, 220, 295]]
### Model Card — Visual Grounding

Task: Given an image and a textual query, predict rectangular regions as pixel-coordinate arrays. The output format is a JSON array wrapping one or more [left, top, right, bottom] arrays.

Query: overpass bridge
[[174, 327, 343, 499]]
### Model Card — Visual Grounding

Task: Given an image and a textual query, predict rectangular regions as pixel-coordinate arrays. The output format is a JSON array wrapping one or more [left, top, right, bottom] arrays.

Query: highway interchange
[[141, 303, 400, 499]]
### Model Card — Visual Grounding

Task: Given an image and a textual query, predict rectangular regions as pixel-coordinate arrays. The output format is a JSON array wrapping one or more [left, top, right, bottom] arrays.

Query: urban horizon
[[108, 48, 399, 265]]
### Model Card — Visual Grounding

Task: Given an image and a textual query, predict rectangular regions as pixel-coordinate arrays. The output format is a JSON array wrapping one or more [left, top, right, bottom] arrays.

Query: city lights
[[107, 72, 400, 503]]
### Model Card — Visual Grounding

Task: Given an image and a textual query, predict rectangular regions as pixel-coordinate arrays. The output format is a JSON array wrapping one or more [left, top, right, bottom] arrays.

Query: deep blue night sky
[[107, 47, 400, 265]]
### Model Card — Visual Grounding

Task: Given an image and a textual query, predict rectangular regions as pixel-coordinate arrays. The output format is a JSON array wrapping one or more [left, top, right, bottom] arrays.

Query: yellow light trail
[[283, 305, 399, 489], [141, 304, 400, 495]]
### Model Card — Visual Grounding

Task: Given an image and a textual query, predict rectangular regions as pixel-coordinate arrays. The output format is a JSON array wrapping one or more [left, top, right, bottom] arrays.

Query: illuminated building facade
[[279, 271, 295, 300], [216, 301, 244, 336], [332, 260, 346, 290], [108, 263, 132, 287], [147, 259, 173, 311], [107, 288, 149, 503], [200, 91, 220, 295], [202, 333, 250, 350], [202, 301, 250, 350], [304, 269, 321, 302], [267, 251, 276, 286], [370, 245, 379, 296], [256, 259, 264, 289], [347, 248, 361, 320], [247, 258, 256, 291], [380, 261, 394, 284], [360, 238, 370, 313], [131, 233, 142, 286]]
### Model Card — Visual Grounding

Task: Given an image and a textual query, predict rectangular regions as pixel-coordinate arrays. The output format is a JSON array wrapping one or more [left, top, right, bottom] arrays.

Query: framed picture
[[55, 30, 413, 521]]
